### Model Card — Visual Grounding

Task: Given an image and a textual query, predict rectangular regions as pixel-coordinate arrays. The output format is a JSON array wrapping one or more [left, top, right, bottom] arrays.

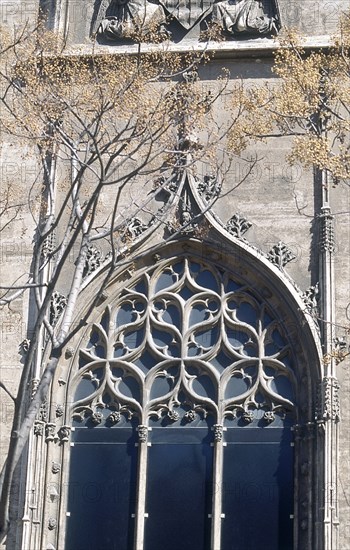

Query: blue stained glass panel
[[65, 428, 137, 550], [221, 426, 293, 550], [144, 429, 213, 550]]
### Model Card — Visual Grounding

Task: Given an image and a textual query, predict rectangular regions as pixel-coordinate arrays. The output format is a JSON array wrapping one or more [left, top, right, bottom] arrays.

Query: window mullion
[[211, 424, 224, 550], [134, 425, 149, 550]]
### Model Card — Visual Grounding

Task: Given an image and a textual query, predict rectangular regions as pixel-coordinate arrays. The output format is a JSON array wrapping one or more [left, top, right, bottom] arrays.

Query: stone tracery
[[72, 256, 296, 427]]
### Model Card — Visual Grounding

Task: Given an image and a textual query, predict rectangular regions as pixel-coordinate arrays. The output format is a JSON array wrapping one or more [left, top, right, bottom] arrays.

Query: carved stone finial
[[197, 174, 221, 202], [318, 207, 335, 253], [317, 376, 340, 422], [302, 283, 319, 316], [83, 245, 103, 279], [225, 213, 252, 239], [50, 291, 67, 326], [267, 242, 296, 269], [124, 218, 148, 241], [41, 228, 56, 259]]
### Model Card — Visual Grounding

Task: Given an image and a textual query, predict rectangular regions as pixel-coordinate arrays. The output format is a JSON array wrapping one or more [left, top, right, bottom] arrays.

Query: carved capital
[[58, 425, 71, 442], [34, 421, 45, 436], [137, 425, 149, 443], [45, 423, 56, 442], [213, 424, 224, 442]]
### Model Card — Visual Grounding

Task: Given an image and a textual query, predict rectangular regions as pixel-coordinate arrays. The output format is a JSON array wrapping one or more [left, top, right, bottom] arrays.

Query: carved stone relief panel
[[93, 0, 281, 42]]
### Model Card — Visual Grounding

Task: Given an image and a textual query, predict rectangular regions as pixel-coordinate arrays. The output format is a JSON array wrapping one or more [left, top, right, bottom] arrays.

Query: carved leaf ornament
[[72, 257, 296, 426]]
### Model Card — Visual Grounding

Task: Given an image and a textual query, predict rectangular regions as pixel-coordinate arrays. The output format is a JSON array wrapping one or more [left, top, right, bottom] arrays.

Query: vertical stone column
[[211, 424, 224, 550], [134, 424, 149, 550], [318, 170, 340, 549]]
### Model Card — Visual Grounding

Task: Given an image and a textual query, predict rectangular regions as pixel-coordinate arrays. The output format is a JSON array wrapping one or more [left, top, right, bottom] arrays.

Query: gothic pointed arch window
[[64, 252, 301, 550]]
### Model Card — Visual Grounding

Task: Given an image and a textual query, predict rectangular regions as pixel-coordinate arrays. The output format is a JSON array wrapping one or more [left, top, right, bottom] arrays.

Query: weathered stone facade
[[0, 1, 349, 549]]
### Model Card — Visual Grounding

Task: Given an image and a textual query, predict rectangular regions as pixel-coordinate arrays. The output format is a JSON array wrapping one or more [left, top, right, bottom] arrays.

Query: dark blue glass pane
[[65, 429, 137, 550], [236, 301, 257, 325], [179, 285, 194, 300], [194, 326, 219, 348], [192, 374, 216, 400], [119, 376, 140, 401], [226, 279, 241, 292], [222, 427, 293, 550], [189, 303, 209, 326], [150, 374, 176, 400], [225, 374, 251, 399], [134, 349, 157, 372], [123, 329, 144, 349], [270, 375, 294, 402], [155, 271, 177, 292], [195, 269, 219, 292], [74, 378, 98, 401], [145, 436, 212, 550], [116, 303, 137, 326], [161, 304, 180, 327], [210, 349, 233, 372]]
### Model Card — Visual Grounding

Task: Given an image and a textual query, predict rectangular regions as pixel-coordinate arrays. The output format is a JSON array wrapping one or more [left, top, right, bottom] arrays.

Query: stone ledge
[[60, 34, 332, 59]]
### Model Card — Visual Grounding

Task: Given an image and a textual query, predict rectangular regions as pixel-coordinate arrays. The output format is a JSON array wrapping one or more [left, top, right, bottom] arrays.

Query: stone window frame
[[20, 238, 329, 550]]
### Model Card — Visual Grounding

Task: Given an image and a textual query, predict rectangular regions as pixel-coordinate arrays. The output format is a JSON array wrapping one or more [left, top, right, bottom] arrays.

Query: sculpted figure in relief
[[94, 0, 279, 41]]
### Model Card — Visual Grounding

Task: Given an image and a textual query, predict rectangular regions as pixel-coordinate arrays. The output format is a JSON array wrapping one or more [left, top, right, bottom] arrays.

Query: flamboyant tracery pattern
[[72, 257, 296, 426]]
